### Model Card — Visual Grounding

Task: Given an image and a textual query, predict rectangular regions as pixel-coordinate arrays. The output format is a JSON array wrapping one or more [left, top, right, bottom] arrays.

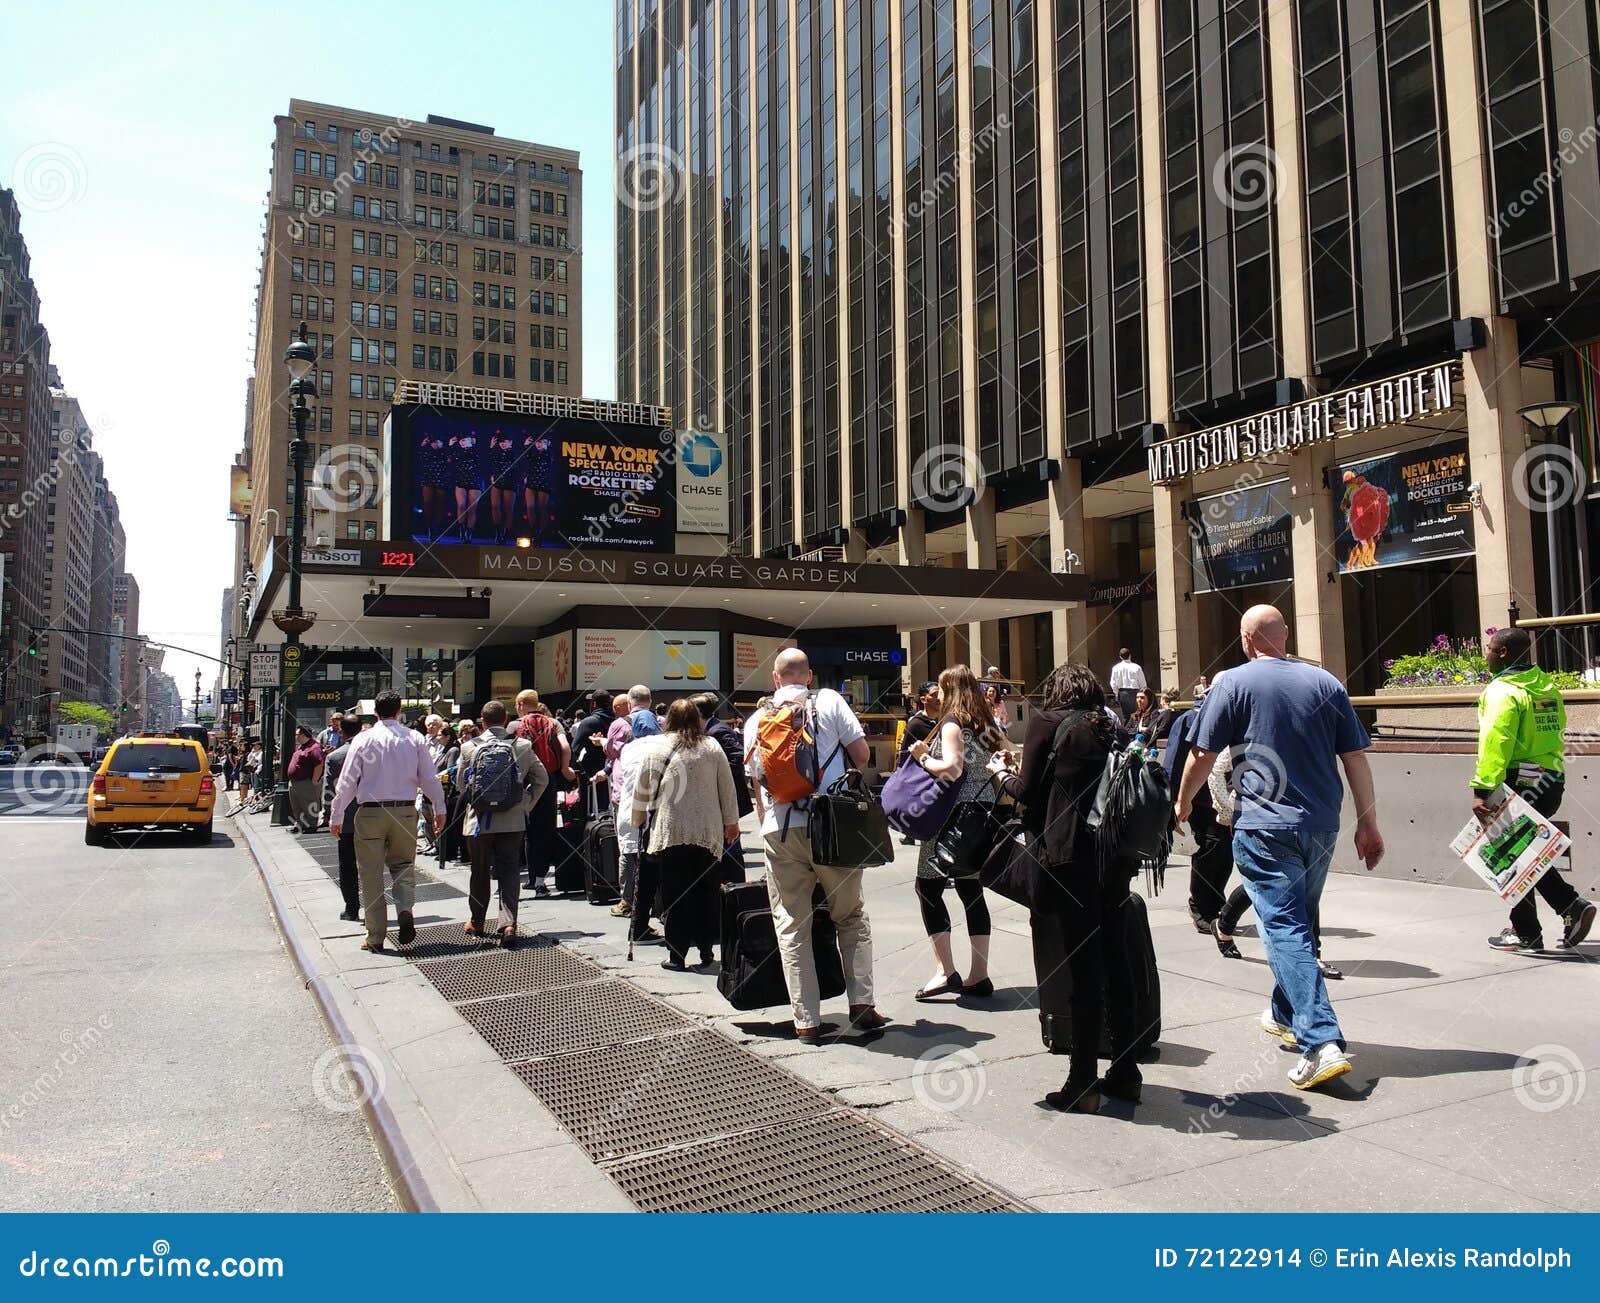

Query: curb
[[232, 805, 440, 1213]]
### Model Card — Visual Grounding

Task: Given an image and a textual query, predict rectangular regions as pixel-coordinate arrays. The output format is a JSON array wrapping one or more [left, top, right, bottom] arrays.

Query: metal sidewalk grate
[[458, 981, 686, 1060], [414, 943, 604, 1003], [392, 921, 498, 961], [608, 1109, 1024, 1213], [511, 1028, 832, 1162]]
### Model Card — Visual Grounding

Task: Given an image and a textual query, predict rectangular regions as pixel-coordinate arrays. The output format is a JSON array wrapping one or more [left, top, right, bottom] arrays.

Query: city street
[[0, 801, 396, 1212]]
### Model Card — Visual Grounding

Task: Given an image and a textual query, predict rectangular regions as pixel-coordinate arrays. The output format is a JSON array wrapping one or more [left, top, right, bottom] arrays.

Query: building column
[[965, 488, 999, 671], [1438, 5, 1539, 631], [1464, 322, 1537, 631], [1288, 442, 1347, 677], [1153, 479, 1201, 691], [1052, 457, 1088, 667]]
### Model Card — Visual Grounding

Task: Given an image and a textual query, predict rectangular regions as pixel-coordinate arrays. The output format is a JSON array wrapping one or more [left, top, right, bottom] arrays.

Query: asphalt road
[[0, 796, 397, 1211]]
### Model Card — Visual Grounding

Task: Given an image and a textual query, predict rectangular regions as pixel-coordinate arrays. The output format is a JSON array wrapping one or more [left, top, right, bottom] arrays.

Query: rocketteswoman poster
[[1333, 438, 1475, 574]]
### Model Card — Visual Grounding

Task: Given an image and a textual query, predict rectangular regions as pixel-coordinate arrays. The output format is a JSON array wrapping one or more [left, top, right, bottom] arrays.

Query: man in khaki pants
[[744, 649, 888, 1042], [330, 690, 447, 952]]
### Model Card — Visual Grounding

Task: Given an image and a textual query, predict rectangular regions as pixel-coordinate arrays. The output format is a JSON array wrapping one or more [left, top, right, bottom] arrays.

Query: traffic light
[[26, 633, 38, 657], [120, 700, 131, 715]]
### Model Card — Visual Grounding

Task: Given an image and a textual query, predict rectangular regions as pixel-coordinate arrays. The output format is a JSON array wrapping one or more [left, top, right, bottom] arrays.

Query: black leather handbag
[[809, 769, 894, 869], [931, 773, 1007, 877]]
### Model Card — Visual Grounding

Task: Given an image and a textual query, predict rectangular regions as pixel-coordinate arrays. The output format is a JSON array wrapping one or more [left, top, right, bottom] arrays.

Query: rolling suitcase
[[583, 805, 621, 904], [717, 880, 845, 1012], [553, 789, 587, 894], [1031, 892, 1161, 1058]]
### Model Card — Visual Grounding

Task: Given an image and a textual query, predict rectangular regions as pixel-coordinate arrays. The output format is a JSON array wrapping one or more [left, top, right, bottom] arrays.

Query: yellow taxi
[[85, 736, 216, 845]]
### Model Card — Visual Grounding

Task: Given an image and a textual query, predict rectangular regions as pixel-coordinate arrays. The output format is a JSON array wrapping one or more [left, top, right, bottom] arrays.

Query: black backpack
[[466, 734, 523, 814], [1086, 742, 1172, 892]]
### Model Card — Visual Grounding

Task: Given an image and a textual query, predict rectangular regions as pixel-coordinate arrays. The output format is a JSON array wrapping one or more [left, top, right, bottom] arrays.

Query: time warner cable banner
[[0, 1216, 1585, 1298]]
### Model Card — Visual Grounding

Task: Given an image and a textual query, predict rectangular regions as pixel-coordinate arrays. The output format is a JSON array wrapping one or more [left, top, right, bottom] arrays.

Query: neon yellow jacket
[[1471, 665, 1566, 792]]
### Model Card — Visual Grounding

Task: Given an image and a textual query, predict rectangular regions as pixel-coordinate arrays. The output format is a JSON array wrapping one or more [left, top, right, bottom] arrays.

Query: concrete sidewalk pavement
[[234, 797, 1600, 1212]]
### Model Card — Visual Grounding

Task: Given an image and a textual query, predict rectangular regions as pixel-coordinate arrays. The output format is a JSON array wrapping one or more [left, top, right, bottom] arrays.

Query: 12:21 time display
[[379, 550, 417, 568]]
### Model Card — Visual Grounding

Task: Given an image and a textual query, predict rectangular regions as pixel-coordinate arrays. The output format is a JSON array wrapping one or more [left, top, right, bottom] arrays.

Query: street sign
[[249, 650, 279, 683], [280, 643, 304, 690], [220, 688, 239, 705]]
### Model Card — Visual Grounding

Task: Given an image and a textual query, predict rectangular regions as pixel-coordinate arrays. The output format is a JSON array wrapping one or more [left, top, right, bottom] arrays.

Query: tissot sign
[[1146, 362, 1459, 484]]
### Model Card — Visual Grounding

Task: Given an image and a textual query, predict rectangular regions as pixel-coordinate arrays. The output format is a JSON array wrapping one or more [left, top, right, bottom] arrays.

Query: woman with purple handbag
[[894, 666, 1006, 1002]]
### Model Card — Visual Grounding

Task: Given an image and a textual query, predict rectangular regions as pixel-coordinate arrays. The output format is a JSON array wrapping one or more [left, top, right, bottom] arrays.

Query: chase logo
[[681, 433, 723, 479]]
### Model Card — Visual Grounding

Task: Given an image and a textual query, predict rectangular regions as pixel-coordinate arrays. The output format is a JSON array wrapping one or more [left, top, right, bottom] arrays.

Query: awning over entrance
[[245, 539, 1086, 650]]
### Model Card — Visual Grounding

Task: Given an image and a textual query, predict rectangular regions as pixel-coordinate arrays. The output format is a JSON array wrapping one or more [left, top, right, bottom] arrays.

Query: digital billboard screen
[[388, 405, 676, 551]]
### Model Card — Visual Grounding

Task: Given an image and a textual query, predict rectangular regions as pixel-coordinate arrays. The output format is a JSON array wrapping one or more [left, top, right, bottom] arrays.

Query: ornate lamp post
[[271, 323, 318, 825]]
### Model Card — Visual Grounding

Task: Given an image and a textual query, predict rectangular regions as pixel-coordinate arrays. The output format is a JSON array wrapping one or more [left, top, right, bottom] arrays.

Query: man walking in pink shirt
[[330, 690, 447, 953]]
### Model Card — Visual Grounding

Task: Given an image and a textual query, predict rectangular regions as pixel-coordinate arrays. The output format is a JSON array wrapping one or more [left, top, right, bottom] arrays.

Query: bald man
[[1174, 604, 1383, 1092], [745, 648, 886, 1041]]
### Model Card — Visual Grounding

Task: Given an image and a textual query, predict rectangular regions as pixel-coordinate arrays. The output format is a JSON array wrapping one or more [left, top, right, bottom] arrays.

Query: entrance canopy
[[245, 539, 1086, 651]]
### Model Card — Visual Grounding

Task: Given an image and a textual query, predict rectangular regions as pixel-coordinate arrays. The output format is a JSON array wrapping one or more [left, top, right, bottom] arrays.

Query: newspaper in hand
[[1448, 784, 1570, 903]]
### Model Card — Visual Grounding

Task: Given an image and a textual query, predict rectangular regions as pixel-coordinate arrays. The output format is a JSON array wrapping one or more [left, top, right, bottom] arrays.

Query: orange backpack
[[749, 699, 824, 804]]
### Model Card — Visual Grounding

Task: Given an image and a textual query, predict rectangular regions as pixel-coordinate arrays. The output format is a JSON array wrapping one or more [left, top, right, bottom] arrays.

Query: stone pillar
[[965, 488, 999, 671], [1051, 457, 1087, 671], [1153, 480, 1201, 691], [1288, 442, 1347, 678]]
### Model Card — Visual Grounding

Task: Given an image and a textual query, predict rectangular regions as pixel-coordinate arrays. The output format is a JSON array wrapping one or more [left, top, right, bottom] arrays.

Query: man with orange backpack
[[744, 647, 888, 1042]]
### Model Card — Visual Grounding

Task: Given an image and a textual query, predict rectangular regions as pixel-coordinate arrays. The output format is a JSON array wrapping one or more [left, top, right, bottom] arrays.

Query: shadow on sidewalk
[[1345, 1040, 1526, 1084]]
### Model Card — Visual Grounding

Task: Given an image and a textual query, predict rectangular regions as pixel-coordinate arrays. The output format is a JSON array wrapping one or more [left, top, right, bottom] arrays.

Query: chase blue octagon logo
[[681, 433, 723, 478]]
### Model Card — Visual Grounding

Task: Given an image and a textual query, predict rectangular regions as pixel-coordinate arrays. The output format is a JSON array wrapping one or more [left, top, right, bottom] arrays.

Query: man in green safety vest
[[1475, 627, 1595, 952]]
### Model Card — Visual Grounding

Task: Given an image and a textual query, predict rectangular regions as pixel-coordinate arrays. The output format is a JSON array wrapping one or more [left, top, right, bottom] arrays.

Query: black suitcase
[[583, 810, 621, 904], [717, 880, 845, 1012], [553, 801, 586, 894], [1031, 892, 1161, 1058]]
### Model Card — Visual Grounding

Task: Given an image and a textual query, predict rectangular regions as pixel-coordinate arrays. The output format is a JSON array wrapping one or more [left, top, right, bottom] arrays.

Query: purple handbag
[[880, 748, 962, 840]]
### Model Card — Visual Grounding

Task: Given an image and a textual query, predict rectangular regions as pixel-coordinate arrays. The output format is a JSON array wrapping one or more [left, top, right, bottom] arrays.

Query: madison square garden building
[[614, 0, 1600, 695]]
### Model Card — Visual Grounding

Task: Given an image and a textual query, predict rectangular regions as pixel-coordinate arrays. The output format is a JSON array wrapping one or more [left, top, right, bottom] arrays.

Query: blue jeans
[[1232, 827, 1342, 1052]]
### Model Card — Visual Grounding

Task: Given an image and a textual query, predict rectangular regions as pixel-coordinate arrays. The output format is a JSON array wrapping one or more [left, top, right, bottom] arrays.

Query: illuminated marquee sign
[[1146, 361, 1459, 484]]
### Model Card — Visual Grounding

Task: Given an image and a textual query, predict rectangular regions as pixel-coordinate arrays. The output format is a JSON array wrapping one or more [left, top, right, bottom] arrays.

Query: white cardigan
[[631, 735, 739, 857]]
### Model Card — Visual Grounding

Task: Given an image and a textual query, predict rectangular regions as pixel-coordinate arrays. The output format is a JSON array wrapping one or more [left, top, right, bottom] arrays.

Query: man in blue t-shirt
[[1174, 605, 1384, 1092]]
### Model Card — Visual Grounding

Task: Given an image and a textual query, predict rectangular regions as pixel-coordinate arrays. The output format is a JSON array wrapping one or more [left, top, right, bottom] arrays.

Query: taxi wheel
[[191, 821, 214, 845], [84, 822, 107, 846]]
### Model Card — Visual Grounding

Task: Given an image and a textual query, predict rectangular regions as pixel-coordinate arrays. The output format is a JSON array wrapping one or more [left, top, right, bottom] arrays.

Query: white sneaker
[[1288, 1043, 1352, 1090], [1260, 1008, 1297, 1047]]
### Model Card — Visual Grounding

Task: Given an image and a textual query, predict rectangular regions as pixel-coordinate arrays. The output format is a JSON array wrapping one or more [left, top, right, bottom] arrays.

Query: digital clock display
[[379, 550, 417, 568]]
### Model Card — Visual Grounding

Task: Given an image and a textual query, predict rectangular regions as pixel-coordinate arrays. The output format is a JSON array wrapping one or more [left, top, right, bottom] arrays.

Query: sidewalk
[[234, 800, 1600, 1213]]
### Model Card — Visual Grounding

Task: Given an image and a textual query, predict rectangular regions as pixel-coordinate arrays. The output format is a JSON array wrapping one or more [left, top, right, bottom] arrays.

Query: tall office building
[[42, 379, 97, 706], [0, 187, 53, 734], [113, 572, 141, 711], [241, 100, 585, 584], [617, 1, 1600, 693]]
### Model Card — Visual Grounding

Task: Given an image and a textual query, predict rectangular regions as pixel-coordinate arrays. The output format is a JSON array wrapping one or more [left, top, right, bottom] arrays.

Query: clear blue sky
[[0, 0, 615, 702]]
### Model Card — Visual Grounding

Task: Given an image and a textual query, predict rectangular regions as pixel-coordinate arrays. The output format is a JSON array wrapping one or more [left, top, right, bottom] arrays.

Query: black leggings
[[915, 875, 992, 938], [1219, 883, 1323, 956]]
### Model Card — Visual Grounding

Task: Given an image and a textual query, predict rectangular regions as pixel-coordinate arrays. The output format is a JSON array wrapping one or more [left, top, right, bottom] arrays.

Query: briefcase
[[808, 770, 893, 869]]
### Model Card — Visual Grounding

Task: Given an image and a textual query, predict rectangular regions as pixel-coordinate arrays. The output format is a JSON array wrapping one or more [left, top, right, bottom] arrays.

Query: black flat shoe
[[661, 959, 688, 971], [915, 972, 961, 1002], [339, 908, 360, 922], [1044, 1078, 1102, 1114], [396, 911, 416, 946], [960, 977, 995, 998], [1212, 918, 1242, 960]]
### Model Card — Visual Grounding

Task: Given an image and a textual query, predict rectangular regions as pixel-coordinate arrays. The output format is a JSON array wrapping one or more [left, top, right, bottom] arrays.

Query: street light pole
[[271, 322, 318, 826]]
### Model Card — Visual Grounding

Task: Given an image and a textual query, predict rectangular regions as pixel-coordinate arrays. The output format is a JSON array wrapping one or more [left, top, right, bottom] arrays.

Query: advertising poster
[[228, 464, 252, 519], [1449, 784, 1570, 903], [732, 633, 796, 692], [576, 629, 721, 690], [675, 429, 729, 533], [390, 406, 675, 551], [1189, 478, 1295, 594], [533, 630, 573, 697], [489, 669, 524, 702], [1334, 438, 1474, 573]]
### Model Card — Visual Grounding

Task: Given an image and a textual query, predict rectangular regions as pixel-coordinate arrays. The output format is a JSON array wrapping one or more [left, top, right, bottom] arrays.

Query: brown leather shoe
[[849, 1005, 890, 1032], [463, 922, 484, 937], [360, 939, 386, 953], [794, 1024, 821, 1044]]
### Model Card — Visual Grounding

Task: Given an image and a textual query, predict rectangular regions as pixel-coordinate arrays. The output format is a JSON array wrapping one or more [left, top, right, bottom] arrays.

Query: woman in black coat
[[1000, 662, 1142, 1113]]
